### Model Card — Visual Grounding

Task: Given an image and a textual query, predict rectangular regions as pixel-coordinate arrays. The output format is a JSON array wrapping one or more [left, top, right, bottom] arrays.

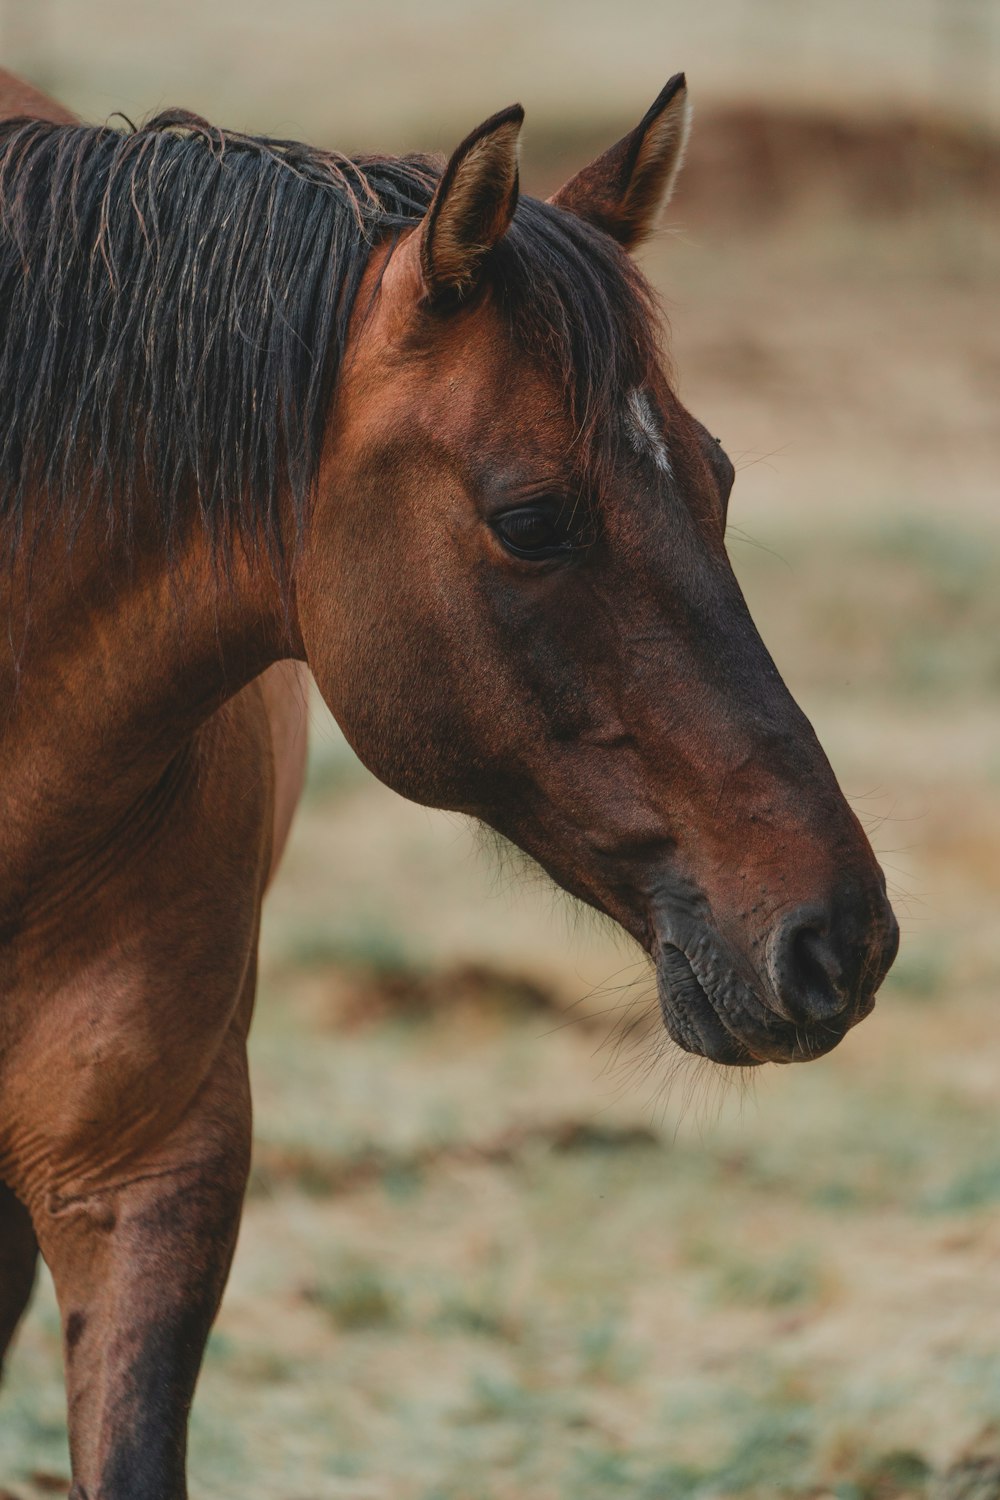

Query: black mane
[[0, 110, 659, 563]]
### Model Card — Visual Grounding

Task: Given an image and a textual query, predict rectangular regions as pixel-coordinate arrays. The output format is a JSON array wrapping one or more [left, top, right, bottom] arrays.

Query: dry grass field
[[2, 3, 1000, 1496]]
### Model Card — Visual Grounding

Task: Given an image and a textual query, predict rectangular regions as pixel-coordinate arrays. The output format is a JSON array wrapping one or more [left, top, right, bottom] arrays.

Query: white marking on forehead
[[625, 388, 672, 477]]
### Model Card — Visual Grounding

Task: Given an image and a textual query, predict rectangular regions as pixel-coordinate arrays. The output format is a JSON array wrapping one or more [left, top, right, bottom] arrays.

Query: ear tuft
[[420, 104, 524, 302], [550, 74, 691, 250]]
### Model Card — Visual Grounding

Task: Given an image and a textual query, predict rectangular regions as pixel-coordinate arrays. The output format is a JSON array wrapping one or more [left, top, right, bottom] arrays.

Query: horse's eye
[[493, 503, 572, 561]]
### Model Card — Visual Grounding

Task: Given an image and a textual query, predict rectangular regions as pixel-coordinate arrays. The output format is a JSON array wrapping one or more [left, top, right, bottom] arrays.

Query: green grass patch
[[921, 1158, 1000, 1214], [277, 915, 413, 974], [304, 1258, 401, 1331], [575, 1311, 642, 1383], [710, 1248, 827, 1310]]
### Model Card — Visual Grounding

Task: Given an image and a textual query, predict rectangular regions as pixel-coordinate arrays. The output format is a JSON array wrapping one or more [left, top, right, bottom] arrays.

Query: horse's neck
[[0, 506, 294, 903]]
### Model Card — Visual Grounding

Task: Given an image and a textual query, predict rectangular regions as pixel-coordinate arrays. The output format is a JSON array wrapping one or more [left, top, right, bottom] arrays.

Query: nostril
[[791, 925, 843, 1004], [768, 907, 850, 1024]]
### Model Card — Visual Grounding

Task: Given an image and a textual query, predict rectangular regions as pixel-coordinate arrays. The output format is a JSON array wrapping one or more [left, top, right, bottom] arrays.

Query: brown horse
[[0, 68, 896, 1497]]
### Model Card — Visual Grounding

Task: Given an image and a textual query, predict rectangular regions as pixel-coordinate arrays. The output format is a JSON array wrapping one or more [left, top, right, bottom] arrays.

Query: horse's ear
[[419, 104, 523, 302], [549, 74, 690, 250]]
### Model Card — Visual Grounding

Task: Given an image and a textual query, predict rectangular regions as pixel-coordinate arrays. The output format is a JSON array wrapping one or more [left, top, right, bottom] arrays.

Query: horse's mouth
[[656, 940, 853, 1067]]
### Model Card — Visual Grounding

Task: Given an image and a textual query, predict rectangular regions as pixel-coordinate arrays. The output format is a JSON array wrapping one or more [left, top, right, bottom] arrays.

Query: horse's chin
[[655, 940, 854, 1067]]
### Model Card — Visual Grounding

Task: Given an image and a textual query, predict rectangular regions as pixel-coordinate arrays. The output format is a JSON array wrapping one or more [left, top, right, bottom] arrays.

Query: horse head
[[296, 78, 898, 1066]]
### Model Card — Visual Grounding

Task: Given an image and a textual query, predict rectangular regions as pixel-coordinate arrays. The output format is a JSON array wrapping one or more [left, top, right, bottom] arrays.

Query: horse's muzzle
[[654, 888, 899, 1066]]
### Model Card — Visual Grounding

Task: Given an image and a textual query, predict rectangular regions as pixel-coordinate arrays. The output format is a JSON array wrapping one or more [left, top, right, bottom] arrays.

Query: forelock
[[489, 196, 664, 472]]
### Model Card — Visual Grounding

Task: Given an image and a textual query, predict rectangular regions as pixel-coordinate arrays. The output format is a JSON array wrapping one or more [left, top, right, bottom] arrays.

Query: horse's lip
[[655, 938, 850, 1066], [655, 942, 760, 1066]]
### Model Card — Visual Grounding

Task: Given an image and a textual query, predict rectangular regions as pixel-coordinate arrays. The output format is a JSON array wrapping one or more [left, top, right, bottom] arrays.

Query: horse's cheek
[[294, 540, 464, 809]]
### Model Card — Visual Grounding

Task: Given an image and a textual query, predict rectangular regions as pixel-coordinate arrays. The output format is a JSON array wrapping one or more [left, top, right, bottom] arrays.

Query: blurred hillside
[[2, 0, 999, 144]]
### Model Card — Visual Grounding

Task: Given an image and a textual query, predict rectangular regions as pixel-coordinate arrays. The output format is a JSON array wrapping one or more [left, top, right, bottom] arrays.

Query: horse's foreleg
[[33, 1032, 252, 1500], [0, 1180, 38, 1377]]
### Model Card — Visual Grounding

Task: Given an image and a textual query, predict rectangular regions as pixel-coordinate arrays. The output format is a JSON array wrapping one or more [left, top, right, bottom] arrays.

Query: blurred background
[[2, 2, 1000, 1498]]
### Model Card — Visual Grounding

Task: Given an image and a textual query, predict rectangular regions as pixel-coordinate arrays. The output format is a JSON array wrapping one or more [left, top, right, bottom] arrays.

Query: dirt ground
[[2, 7, 1000, 1497]]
